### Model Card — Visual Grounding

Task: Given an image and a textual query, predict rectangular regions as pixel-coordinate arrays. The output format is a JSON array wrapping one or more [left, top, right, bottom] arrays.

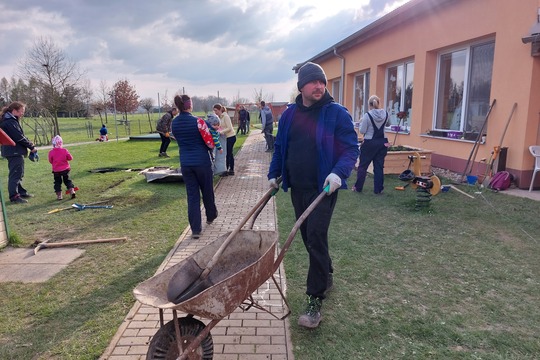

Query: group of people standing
[[1, 61, 389, 334]]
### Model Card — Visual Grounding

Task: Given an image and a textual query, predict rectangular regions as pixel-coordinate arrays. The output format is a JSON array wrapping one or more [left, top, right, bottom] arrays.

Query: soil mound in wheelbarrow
[[133, 229, 278, 319]]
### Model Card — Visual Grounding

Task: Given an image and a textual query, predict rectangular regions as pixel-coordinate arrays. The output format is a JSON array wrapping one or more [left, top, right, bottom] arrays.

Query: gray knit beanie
[[297, 62, 327, 91], [207, 113, 220, 126]]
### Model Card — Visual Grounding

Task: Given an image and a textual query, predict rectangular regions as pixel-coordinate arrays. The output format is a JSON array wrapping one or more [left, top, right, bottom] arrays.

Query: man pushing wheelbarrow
[[267, 62, 359, 329]]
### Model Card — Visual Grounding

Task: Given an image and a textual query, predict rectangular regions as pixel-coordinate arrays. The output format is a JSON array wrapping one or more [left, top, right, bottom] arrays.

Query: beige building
[[298, 0, 540, 189]]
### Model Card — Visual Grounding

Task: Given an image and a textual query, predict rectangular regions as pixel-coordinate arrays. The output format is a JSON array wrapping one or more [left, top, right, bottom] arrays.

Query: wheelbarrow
[[133, 185, 329, 360]]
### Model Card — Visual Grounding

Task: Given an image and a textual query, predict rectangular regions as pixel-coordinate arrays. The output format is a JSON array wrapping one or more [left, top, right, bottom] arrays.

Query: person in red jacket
[[48, 135, 77, 200]]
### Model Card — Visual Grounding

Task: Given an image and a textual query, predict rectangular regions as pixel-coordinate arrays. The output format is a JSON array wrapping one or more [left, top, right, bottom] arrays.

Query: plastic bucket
[[466, 175, 478, 186]]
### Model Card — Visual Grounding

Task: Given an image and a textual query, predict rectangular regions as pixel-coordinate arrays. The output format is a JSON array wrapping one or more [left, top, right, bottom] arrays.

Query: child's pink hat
[[52, 135, 63, 148]]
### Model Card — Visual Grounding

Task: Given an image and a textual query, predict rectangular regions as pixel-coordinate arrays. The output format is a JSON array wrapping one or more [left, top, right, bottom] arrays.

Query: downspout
[[333, 47, 345, 104]]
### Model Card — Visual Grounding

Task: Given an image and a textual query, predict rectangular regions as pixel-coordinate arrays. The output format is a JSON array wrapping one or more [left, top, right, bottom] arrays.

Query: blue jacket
[[0, 112, 34, 157], [268, 101, 359, 192], [171, 111, 212, 167]]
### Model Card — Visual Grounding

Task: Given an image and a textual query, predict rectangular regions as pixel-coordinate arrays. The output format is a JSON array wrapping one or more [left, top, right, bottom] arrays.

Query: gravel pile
[[431, 167, 463, 183]]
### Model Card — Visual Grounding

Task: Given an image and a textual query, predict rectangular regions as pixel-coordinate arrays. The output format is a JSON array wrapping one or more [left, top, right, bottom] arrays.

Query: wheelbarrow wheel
[[146, 317, 213, 360]]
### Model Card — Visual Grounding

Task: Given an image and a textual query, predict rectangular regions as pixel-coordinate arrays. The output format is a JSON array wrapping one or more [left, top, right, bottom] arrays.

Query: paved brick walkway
[[101, 131, 294, 359]]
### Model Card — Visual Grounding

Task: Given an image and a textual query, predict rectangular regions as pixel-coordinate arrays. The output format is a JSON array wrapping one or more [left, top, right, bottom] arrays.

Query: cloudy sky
[[0, 0, 410, 104]]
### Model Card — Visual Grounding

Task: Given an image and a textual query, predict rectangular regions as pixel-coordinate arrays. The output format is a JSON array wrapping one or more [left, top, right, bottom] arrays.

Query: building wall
[[318, 0, 540, 188]]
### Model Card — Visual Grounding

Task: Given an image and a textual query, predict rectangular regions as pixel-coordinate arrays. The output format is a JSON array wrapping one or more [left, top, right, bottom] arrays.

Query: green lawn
[[278, 177, 540, 359], [0, 126, 247, 359]]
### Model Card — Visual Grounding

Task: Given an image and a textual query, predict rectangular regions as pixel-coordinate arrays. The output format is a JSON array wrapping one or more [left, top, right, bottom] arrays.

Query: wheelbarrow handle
[[247, 177, 283, 230], [273, 185, 329, 273]]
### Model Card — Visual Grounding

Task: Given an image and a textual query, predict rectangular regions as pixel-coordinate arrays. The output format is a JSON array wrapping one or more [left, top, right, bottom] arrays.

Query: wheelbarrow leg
[[173, 310, 183, 357], [159, 308, 165, 327], [146, 314, 215, 360], [271, 274, 292, 320], [178, 319, 220, 360]]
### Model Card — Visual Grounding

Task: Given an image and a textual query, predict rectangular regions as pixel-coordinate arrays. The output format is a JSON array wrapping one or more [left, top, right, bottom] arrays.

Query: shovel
[[34, 237, 127, 255], [167, 181, 281, 304], [72, 203, 113, 211], [47, 201, 109, 214]]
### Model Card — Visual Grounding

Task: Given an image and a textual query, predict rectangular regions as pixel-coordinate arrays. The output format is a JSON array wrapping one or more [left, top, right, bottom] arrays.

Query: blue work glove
[[29, 151, 39, 162], [323, 173, 341, 195], [268, 178, 279, 190]]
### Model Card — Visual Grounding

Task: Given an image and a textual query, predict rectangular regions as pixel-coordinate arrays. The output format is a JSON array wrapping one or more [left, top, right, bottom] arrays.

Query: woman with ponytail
[[171, 94, 218, 238]]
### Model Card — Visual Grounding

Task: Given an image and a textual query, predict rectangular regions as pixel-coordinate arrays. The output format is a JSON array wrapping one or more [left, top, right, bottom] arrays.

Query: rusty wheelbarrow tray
[[133, 187, 327, 360]]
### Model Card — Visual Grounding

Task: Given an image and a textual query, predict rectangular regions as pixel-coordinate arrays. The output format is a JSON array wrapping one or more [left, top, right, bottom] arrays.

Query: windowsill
[[420, 133, 485, 144]]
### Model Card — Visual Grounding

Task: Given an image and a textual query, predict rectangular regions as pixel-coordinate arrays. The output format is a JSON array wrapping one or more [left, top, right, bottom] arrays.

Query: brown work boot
[[298, 295, 322, 329]]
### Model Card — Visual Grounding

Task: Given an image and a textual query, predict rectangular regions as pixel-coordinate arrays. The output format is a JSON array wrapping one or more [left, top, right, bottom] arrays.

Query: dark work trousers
[[7, 155, 28, 200], [159, 133, 171, 154], [181, 165, 218, 234], [53, 169, 74, 193], [290, 187, 337, 300], [236, 120, 246, 135], [354, 137, 388, 194], [226, 136, 236, 172], [263, 123, 274, 150]]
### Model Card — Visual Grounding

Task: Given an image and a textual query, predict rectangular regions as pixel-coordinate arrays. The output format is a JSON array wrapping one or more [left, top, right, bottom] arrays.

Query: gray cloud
[[0, 0, 404, 101]]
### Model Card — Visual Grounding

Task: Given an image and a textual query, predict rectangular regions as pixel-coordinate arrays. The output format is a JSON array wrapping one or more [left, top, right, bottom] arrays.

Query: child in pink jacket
[[48, 135, 77, 200]]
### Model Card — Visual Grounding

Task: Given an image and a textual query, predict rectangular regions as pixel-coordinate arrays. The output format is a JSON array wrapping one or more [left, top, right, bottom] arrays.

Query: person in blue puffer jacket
[[171, 94, 218, 238], [0, 101, 38, 204]]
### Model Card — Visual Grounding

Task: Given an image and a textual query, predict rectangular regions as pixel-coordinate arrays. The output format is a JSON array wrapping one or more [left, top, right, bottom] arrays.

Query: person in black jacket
[[237, 105, 249, 135], [156, 107, 178, 157], [0, 101, 38, 204], [267, 62, 359, 329]]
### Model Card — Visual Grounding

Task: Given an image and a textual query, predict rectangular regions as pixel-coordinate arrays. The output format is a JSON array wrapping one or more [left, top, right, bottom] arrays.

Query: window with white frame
[[353, 72, 370, 129], [385, 61, 414, 131], [434, 41, 494, 135], [331, 79, 341, 103]]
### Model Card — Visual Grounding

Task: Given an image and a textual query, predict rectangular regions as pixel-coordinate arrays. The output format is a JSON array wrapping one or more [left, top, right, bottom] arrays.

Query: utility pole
[[111, 90, 119, 142], [157, 92, 161, 119]]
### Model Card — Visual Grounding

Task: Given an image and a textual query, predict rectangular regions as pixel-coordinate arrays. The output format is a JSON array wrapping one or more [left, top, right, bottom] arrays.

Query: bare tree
[[62, 85, 84, 117], [96, 80, 110, 123], [80, 79, 93, 118], [0, 77, 9, 105], [160, 90, 171, 111], [9, 77, 26, 103], [253, 88, 273, 104], [139, 97, 154, 132], [91, 100, 106, 122], [18, 37, 86, 135]]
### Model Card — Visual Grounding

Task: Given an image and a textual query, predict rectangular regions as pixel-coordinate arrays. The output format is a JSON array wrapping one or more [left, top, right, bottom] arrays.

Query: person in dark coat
[[171, 94, 218, 238], [267, 62, 359, 329], [156, 107, 178, 157], [0, 101, 38, 204], [237, 105, 249, 135]]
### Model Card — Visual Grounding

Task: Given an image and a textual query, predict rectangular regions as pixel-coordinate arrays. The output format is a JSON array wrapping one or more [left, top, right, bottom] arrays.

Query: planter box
[[382, 146, 433, 175]]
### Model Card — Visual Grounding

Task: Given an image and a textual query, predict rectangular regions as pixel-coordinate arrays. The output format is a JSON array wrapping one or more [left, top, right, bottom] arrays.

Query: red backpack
[[488, 171, 512, 191]]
